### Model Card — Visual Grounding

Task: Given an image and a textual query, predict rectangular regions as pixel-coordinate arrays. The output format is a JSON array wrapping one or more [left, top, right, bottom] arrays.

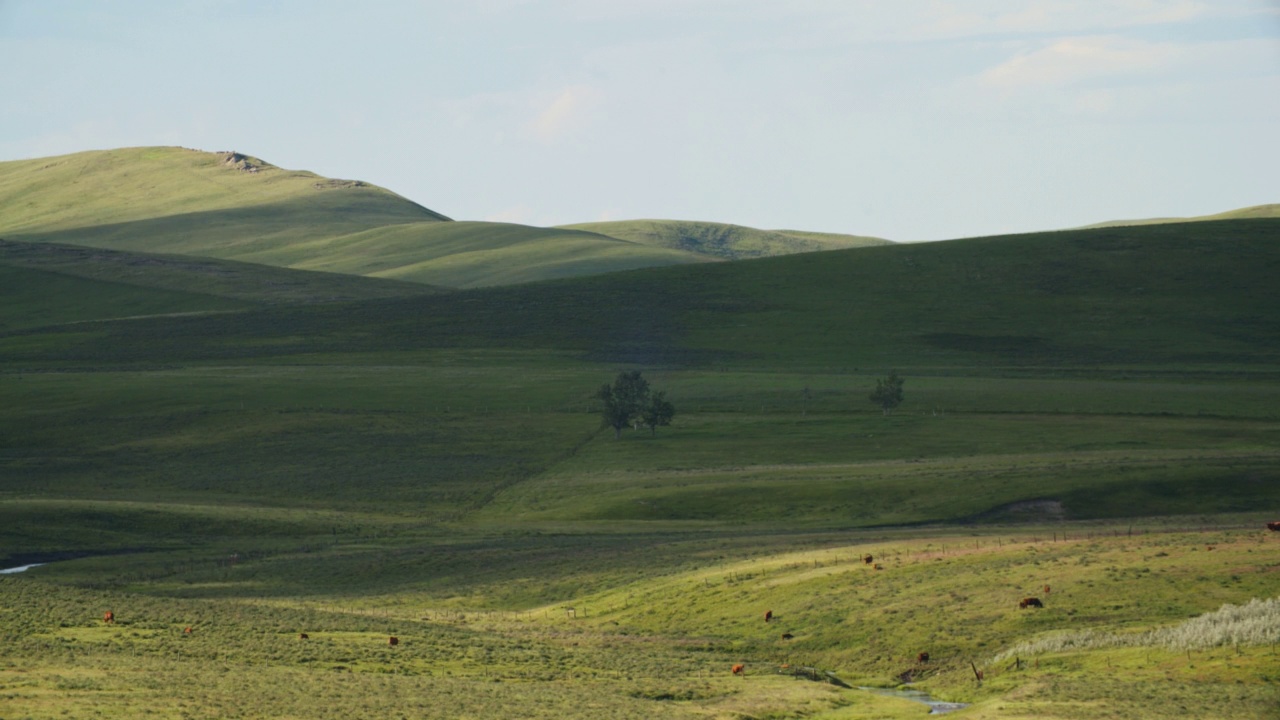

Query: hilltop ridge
[[1078, 202, 1280, 229], [0, 146, 450, 234], [0, 147, 890, 288]]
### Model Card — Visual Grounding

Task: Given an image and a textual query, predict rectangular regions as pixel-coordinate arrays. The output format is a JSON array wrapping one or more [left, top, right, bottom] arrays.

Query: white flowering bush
[[995, 596, 1280, 662]]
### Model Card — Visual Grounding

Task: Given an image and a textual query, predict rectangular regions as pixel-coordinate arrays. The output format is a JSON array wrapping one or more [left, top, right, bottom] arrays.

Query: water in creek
[[0, 563, 45, 574], [856, 685, 970, 714]]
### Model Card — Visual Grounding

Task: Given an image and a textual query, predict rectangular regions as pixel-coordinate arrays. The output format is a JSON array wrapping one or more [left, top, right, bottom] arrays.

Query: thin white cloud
[[913, 0, 1222, 39], [952, 34, 1280, 120], [980, 36, 1176, 89], [529, 84, 598, 143]]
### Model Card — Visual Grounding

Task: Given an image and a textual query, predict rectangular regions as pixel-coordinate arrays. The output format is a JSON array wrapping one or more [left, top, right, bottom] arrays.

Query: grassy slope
[[10, 218, 1271, 370], [0, 236, 440, 334], [1, 216, 1278, 718], [0, 146, 450, 233], [0, 263, 249, 333], [0, 238, 441, 307], [0, 148, 710, 288], [250, 220, 712, 287], [1079, 202, 1280, 229], [561, 218, 890, 260]]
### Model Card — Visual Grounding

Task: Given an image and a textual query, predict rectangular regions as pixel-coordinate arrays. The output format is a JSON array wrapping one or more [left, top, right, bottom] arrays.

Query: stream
[[857, 686, 969, 714], [0, 563, 46, 574]]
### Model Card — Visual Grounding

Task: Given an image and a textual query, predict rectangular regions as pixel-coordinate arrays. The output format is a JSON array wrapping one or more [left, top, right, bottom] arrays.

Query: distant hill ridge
[[0, 147, 888, 288], [559, 219, 890, 260], [1079, 203, 1280, 229], [0, 146, 450, 234]]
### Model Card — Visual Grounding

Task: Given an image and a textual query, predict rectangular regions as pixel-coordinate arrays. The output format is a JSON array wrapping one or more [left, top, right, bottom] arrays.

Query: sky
[[1, 1, 1277, 241]]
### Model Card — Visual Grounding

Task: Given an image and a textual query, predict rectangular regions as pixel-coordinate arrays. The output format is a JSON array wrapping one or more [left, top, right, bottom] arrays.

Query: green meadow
[[1, 149, 1278, 718]]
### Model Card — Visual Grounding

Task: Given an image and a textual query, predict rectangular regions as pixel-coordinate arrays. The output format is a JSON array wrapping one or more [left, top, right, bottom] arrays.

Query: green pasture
[[2, 524, 1277, 719], [3, 363, 1277, 530]]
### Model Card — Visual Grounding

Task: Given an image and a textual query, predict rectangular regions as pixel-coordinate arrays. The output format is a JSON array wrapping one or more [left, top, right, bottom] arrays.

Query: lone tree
[[641, 390, 676, 436], [869, 371, 905, 415], [595, 371, 674, 438]]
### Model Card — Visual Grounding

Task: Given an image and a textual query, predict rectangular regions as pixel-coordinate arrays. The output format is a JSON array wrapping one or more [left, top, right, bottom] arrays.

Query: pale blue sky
[[2, 1, 1277, 240]]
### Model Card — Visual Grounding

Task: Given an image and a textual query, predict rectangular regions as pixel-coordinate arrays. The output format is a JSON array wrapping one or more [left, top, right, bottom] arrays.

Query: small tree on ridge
[[641, 390, 676, 436], [595, 371, 675, 438], [596, 371, 649, 439], [869, 371, 905, 415]]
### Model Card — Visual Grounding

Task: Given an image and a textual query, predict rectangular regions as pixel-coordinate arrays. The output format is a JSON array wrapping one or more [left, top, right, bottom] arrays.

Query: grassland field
[[0, 159, 1277, 718], [2, 351, 1278, 718]]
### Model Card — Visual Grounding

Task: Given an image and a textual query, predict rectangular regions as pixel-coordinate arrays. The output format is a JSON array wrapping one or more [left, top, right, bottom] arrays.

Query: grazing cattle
[[299, 633, 310, 640], [183, 626, 193, 634], [731, 664, 745, 676], [1267, 522, 1280, 532], [781, 633, 794, 640], [103, 611, 114, 624], [917, 652, 930, 663], [764, 610, 773, 622], [863, 554, 874, 565], [1019, 597, 1044, 609], [1043, 584, 1051, 594], [388, 636, 399, 646]]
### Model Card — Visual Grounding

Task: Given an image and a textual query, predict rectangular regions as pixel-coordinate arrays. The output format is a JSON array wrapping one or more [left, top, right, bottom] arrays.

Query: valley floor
[[3, 518, 1277, 719]]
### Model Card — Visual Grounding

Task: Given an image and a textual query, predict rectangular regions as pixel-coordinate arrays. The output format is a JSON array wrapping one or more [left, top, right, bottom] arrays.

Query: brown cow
[[103, 611, 114, 624], [1019, 597, 1044, 609], [1043, 584, 1051, 594], [1267, 522, 1280, 532], [388, 636, 399, 646], [731, 664, 745, 676], [183, 626, 193, 635], [863, 554, 874, 565], [299, 633, 310, 640], [917, 652, 930, 663], [764, 610, 773, 622]]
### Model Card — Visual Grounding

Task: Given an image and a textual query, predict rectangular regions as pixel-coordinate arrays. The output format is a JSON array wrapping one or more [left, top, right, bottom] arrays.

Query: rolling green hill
[[1079, 202, 1280, 229], [235, 220, 712, 287], [0, 238, 441, 305], [0, 148, 717, 288], [0, 238, 439, 333], [12, 218, 1272, 371], [0, 146, 451, 233], [559, 219, 890, 260]]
